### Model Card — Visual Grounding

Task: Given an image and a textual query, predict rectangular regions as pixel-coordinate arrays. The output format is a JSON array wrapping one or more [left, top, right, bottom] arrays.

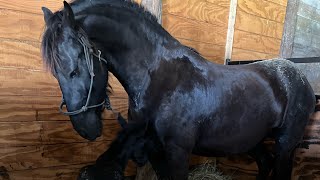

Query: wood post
[[224, 0, 238, 63], [141, 0, 162, 24], [279, 0, 299, 58]]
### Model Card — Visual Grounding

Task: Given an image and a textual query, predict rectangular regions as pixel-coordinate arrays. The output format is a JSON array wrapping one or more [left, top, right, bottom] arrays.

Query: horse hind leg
[[248, 142, 274, 180], [272, 110, 311, 180]]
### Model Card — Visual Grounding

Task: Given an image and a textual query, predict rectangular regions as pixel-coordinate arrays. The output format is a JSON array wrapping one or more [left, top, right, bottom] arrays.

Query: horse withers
[[41, 1, 316, 179]]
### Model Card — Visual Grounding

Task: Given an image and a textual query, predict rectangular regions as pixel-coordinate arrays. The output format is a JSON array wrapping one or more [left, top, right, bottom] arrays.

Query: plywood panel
[[0, 9, 43, 42], [37, 98, 128, 121], [237, 0, 287, 23], [266, 0, 288, 6], [235, 10, 284, 39], [178, 38, 225, 64], [0, 0, 142, 15], [0, 68, 127, 98], [0, 120, 121, 146], [205, 0, 230, 7], [0, 141, 109, 171], [0, 110, 36, 122], [163, 0, 229, 27], [0, 39, 42, 70], [232, 48, 277, 60], [233, 30, 281, 55], [6, 163, 90, 180], [5, 162, 136, 180], [0, 96, 127, 122], [0, 0, 70, 14], [162, 14, 227, 45]]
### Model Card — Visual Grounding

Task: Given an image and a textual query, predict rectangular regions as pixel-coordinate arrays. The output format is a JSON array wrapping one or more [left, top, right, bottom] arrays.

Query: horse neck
[[80, 12, 178, 108]]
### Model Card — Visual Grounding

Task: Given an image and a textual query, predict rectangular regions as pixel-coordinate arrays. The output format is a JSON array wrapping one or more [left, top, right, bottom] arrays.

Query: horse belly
[[193, 118, 271, 156]]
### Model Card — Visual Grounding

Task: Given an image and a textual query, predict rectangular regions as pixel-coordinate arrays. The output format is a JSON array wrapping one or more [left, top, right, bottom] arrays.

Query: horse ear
[[62, 1, 75, 28], [42, 7, 53, 25]]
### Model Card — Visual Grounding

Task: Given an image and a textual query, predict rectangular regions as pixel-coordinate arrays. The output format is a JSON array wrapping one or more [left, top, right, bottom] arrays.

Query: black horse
[[41, 1, 316, 179]]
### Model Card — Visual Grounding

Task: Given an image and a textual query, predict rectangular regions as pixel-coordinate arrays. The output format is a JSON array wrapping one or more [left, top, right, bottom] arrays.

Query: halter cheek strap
[[59, 31, 112, 116]]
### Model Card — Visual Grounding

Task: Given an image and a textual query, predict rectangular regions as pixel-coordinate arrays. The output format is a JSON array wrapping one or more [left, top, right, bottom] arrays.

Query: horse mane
[[41, 11, 64, 76], [41, 11, 113, 93], [70, 0, 158, 24]]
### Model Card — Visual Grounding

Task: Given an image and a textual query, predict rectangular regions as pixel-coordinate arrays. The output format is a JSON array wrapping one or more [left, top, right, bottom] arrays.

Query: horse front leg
[[164, 142, 190, 180]]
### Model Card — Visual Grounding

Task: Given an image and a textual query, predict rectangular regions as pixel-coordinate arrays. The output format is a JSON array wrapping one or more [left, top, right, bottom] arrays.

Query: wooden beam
[[279, 0, 299, 58], [141, 0, 162, 24], [224, 0, 238, 62]]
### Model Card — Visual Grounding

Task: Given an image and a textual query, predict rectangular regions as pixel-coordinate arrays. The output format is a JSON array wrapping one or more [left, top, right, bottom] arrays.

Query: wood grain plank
[[0, 0, 141, 15], [205, 0, 230, 7], [0, 141, 109, 171], [265, 0, 288, 6], [294, 144, 320, 180], [0, 39, 42, 70], [163, 0, 229, 27], [232, 48, 277, 61], [237, 0, 287, 23], [0, 120, 121, 146], [4, 162, 136, 180], [162, 13, 227, 45], [5, 163, 90, 180], [0, 141, 137, 176], [0, 96, 127, 122], [0, 68, 60, 97], [0, 9, 43, 42], [202, 56, 225, 64], [0, 110, 36, 122], [37, 97, 128, 121], [235, 10, 284, 39], [232, 30, 281, 55], [0, 68, 127, 98], [0, 0, 143, 42], [0, 0, 70, 14], [178, 38, 225, 64]]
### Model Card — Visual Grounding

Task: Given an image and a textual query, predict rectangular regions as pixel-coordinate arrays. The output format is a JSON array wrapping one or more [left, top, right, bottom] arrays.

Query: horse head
[[41, 2, 110, 140]]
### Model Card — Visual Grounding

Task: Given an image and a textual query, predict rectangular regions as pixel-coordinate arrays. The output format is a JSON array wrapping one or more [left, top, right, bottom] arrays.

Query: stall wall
[[291, 0, 320, 57], [0, 1, 133, 179], [231, 0, 288, 60], [162, 0, 230, 64]]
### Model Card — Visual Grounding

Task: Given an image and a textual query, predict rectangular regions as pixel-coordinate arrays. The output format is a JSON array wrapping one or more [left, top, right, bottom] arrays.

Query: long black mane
[[41, 11, 64, 75], [69, 0, 158, 23]]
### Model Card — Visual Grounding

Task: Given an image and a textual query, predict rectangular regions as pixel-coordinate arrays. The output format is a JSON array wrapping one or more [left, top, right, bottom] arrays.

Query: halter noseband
[[59, 30, 112, 116]]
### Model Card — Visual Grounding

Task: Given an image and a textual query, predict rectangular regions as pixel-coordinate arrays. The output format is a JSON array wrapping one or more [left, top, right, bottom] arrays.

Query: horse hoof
[[78, 165, 95, 180]]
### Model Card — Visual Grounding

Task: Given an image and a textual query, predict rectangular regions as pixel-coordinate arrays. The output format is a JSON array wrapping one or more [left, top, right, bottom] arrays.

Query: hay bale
[[135, 163, 231, 180], [189, 163, 231, 180]]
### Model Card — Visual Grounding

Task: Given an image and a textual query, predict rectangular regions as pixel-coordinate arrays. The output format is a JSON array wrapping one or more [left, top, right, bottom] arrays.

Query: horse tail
[[315, 95, 320, 112]]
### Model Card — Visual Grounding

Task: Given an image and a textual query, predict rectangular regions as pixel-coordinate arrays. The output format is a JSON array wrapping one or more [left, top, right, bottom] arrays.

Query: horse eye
[[70, 68, 79, 78]]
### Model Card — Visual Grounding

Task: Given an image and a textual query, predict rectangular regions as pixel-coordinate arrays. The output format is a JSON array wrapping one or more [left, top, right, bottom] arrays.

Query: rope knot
[[81, 106, 88, 112]]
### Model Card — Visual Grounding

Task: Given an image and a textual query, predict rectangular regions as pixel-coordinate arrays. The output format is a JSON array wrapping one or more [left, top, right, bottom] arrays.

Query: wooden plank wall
[[231, 0, 288, 60], [291, 0, 320, 57], [0, 1, 136, 179], [162, 0, 230, 64]]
